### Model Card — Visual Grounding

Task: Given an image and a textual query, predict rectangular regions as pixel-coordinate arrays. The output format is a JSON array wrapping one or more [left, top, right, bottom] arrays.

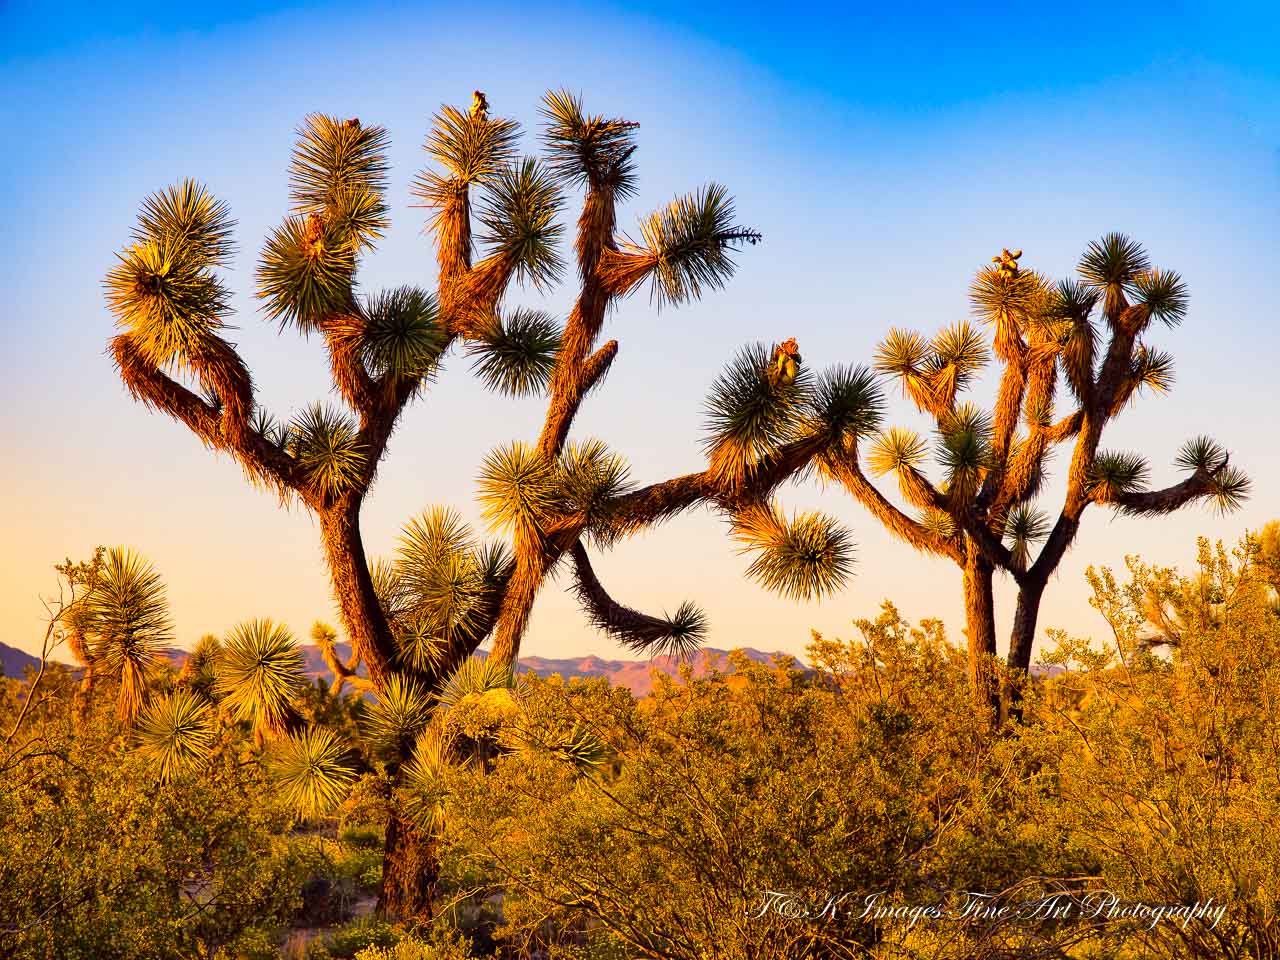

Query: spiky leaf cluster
[[557, 438, 633, 533], [84, 547, 173, 724], [476, 157, 565, 289], [1132, 269, 1189, 327], [256, 214, 356, 331], [270, 728, 357, 818], [106, 180, 235, 374], [289, 403, 366, 500], [1088, 451, 1151, 503], [135, 689, 216, 782], [477, 442, 559, 535], [418, 103, 520, 191], [1131, 344, 1176, 395], [216, 618, 306, 738], [631, 183, 761, 308], [540, 89, 639, 196], [875, 322, 989, 414], [466, 308, 561, 396], [731, 502, 854, 601], [394, 508, 511, 660], [362, 286, 445, 381], [868, 427, 929, 479], [401, 727, 456, 833], [363, 674, 433, 754], [936, 403, 993, 499], [803, 364, 885, 447], [703, 342, 813, 484], [1002, 503, 1050, 570], [289, 114, 389, 249]]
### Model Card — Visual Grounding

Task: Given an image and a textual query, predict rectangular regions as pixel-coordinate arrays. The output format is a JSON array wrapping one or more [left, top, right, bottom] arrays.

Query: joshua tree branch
[[112, 334, 301, 496], [605, 436, 822, 538], [540, 339, 618, 455], [821, 448, 964, 564], [569, 542, 697, 653], [538, 185, 621, 458], [1108, 465, 1224, 516], [318, 307, 379, 415]]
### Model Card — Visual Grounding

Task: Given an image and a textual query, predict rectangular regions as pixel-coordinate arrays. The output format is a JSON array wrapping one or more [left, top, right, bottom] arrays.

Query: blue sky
[[2, 0, 1278, 660]]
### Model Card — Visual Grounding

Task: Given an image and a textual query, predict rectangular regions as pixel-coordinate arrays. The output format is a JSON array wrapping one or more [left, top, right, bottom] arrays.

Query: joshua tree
[[102, 90, 879, 917], [822, 240, 1249, 713]]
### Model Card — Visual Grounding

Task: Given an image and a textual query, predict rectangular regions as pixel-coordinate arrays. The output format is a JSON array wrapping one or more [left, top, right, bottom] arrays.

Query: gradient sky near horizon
[[2, 0, 1278, 662]]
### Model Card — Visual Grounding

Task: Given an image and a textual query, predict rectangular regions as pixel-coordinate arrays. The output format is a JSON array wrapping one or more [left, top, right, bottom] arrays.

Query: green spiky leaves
[[216, 619, 306, 739], [256, 214, 356, 332], [476, 157, 565, 290], [394, 508, 512, 657], [628, 184, 762, 308], [270, 728, 357, 818], [289, 403, 367, 500], [936, 403, 993, 500], [84, 547, 173, 724], [419, 101, 520, 189], [135, 689, 216, 783], [704, 342, 812, 486], [805, 364, 885, 447], [466, 308, 562, 396], [477, 439, 632, 537], [1002, 503, 1050, 570], [135, 180, 236, 266], [874, 323, 988, 415], [401, 727, 455, 833], [1132, 269, 1189, 327], [106, 181, 235, 372], [1087, 451, 1151, 503], [363, 286, 445, 381], [1079, 233, 1151, 290], [289, 114, 390, 247], [478, 442, 559, 535], [558, 438, 633, 532], [868, 427, 928, 478], [363, 674, 433, 754], [1131, 344, 1176, 395], [257, 116, 391, 331], [1175, 436, 1250, 514], [731, 501, 854, 602], [540, 89, 639, 196]]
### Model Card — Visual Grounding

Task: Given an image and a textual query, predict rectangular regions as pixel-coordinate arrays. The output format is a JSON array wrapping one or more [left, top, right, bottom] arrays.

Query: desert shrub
[[0, 701, 319, 960], [1032, 537, 1280, 959], [307, 918, 400, 959], [353, 929, 471, 959], [438, 613, 1087, 959]]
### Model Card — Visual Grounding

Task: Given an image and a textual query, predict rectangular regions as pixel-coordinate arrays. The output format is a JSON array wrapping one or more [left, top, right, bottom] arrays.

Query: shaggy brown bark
[[377, 812, 439, 923], [318, 500, 398, 687]]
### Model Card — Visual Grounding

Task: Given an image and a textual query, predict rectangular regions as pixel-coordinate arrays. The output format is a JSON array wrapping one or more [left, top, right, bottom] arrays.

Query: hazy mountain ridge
[[1, 641, 1062, 694]]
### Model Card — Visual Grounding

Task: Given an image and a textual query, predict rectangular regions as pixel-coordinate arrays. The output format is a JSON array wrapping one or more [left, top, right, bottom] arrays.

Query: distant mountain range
[[0, 639, 798, 696], [0, 640, 1062, 694]]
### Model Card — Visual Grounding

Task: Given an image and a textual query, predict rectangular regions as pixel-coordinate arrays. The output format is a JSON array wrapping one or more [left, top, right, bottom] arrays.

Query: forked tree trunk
[[1004, 577, 1046, 723], [962, 545, 1000, 720], [318, 500, 397, 688], [377, 811, 439, 922]]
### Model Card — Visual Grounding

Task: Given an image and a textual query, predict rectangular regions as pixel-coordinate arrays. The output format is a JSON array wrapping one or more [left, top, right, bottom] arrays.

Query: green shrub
[[353, 931, 471, 960], [308, 919, 400, 959]]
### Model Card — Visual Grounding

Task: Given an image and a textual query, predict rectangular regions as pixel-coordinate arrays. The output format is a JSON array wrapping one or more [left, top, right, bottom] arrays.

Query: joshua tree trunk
[[1007, 577, 1046, 676], [377, 811, 439, 922], [318, 499, 398, 687], [962, 544, 999, 717]]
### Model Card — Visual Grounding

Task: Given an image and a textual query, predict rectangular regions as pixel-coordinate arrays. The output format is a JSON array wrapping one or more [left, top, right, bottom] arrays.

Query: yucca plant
[[103, 89, 882, 919], [71, 547, 173, 724], [824, 239, 1248, 717]]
